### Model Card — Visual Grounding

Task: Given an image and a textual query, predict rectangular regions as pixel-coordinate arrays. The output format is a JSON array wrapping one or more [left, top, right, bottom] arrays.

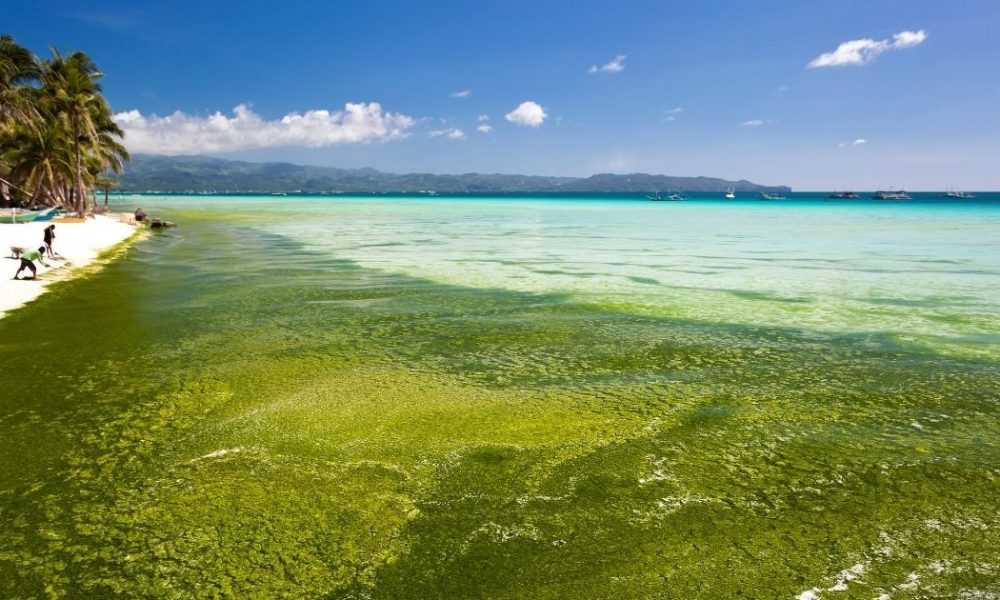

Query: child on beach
[[43, 224, 56, 258], [13, 246, 49, 280]]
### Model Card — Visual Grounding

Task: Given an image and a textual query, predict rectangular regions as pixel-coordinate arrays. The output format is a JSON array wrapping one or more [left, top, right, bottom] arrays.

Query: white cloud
[[777, 84, 790, 92], [505, 101, 547, 127], [808, 29, 927, 68], [429, 128, 467, 140], [450, 89, 471, 98], [588, 54, 626, 74], [853, 138, 866, 145], [740, 119, 764, 127], [477, 114, 490, 122], [892, 30, 927, 49], [114, 103, 414, 154], [665, 107, 683, 114], [477, 124, 493, 133]]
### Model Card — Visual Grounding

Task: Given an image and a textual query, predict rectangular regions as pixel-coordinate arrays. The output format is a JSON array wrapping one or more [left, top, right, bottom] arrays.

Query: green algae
[[0, 207, 998, 598]]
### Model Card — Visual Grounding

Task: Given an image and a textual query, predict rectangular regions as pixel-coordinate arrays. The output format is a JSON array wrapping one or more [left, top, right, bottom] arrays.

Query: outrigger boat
[[827, 191, 860, 199], [3, 207, 55, 223], [872, 189, 911, 200], [942, 188, 975, 199], [759, 192, 785, 200]]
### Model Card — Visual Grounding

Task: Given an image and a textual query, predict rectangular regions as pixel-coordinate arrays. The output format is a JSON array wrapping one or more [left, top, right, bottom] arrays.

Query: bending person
[[13, 246, 50, 280]]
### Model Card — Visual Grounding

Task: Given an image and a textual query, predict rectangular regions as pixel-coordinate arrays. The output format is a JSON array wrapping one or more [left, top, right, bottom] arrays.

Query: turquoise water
[[1, 194, 998, 597], [149, 194, 1000, 358]]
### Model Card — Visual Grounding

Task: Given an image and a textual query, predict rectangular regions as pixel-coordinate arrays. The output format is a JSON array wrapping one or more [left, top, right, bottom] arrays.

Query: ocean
[[1, 193, 998, 597]]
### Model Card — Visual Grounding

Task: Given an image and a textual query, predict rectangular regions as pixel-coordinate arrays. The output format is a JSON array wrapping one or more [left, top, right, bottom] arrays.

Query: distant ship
[[942, 188, 975, 199], [724, 186, 736, 199], [648, 191, 685, 201], [827, 191, 860, 199], [759, 192, 785, 200], [872, 189, 911, 200]]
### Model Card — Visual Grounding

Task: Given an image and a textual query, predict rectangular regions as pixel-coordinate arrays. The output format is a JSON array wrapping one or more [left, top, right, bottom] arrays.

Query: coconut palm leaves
[[0, 35, 128, 211]]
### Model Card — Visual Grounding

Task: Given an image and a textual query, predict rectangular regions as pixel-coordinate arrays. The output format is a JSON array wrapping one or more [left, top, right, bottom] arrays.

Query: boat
[[872, 189, 911, 200], [724, 186, 735, 199], [943, 188, 975, 199], [759, 192, 785, 200], [649, 191, 684, 201], [827, 191, 860, 199], [31, 208, 60, 222], [3, 208, 42, 223]]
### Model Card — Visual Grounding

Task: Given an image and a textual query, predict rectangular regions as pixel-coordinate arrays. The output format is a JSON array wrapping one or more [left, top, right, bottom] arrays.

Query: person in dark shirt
[[43, 224, 56, 258], [13, 246, 49, 280]]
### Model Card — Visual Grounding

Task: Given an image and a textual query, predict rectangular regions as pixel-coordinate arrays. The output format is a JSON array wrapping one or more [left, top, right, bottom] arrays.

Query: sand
[[0, 214, 139, 318]]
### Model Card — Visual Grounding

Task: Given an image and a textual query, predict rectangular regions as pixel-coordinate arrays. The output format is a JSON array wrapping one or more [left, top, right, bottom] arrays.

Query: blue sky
[[7, 0, 1000, 189]]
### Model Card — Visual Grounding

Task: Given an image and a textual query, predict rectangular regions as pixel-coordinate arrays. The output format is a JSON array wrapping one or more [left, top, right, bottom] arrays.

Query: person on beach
[[13, 246, 49, 280], [43, 224, 56, 258]]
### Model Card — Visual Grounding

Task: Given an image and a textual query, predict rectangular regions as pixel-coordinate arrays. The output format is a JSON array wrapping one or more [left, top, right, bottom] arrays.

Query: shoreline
[[0, 214, 141, 319]]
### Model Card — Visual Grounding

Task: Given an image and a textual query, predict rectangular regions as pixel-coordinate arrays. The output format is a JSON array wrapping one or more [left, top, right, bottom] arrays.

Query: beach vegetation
[[0, 34, 128, 213]]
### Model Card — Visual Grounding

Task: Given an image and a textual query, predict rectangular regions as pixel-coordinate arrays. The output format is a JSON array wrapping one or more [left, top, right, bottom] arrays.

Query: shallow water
[[1, 195, 998, 597]]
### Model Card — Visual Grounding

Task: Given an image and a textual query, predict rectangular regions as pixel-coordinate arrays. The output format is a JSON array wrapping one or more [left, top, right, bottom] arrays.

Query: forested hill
[[116, 155, 791, 194]]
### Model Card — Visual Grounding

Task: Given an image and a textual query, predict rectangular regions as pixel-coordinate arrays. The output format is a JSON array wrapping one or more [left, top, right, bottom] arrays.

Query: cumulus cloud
[[808, 29, 927, 68], [114, 103, 415, 154], [429, 128, 467, 140], [450, 89, 471, 98], [477, 124, 493, 133], [505, 101, 547, 127], [839, 138, 867, 147], [477, 114, 490, 122], [588, 54, 626, 74], [740, 119, 764, 127]]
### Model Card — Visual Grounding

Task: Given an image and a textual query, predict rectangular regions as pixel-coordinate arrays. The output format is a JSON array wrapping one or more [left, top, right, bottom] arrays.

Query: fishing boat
[[665, 192, 685, 201], [3, 208, 41, 223], [724, 186, 735, 199], [942, 188, 975, 199], [872, 189, 911, 200], [647, 191, 664, 201], [759, 192, 785, 200], [32, 208, 60, 222], [827, 191, 860, 199]]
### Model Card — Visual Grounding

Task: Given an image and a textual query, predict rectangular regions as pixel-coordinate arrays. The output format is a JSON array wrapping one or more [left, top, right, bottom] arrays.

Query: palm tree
[[39, 49, 125, 213], [2, 121, 72, 208], [0, 35, 42, 206], [0, 34, 41, 127], [1, 39, 128, 212]]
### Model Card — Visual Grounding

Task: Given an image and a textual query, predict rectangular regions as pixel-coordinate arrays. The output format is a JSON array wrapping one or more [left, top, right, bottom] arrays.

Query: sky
[[6, 0, 1000, 190]]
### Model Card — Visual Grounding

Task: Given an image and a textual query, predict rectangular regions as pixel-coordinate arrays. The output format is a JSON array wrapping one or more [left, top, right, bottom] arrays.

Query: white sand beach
[[0, 215, 139, 318]]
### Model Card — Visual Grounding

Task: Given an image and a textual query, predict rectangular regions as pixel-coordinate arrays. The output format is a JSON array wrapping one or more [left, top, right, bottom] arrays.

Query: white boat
[[872, 189, 911, 200], [943, 188, 974, 199], [759, 192, 785, 200], [724, 186, 735, 199], [647, 191, 663, 201]]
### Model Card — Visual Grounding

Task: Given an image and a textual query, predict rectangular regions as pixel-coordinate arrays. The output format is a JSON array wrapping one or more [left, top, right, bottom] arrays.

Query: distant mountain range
[[115, 154, 791, 194]]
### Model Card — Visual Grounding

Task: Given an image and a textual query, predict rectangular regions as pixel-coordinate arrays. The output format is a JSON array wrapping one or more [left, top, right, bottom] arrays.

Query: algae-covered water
[[1, 195, 998, 598]]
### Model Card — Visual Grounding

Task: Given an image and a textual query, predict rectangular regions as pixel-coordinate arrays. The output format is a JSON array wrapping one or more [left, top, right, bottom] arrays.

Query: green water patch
[[1, 213, 999, 598]]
